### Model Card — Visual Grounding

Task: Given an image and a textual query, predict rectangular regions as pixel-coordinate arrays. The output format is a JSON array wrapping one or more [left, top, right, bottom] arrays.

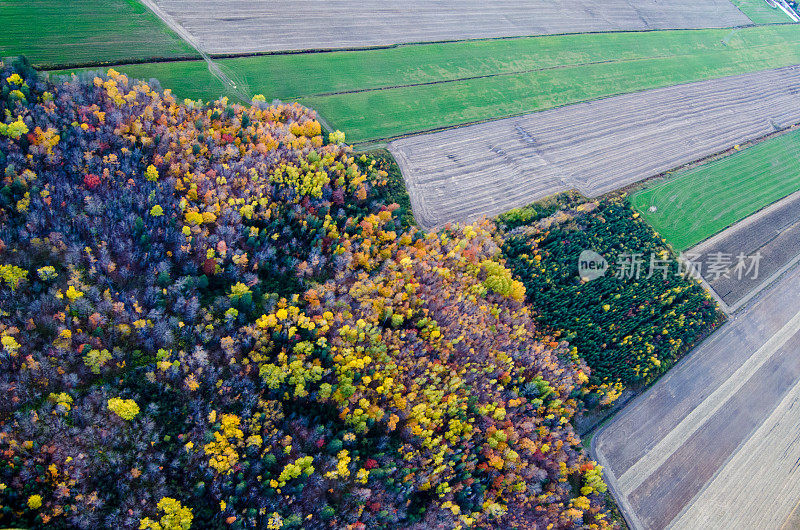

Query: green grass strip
[[630, 128, 800, 251], [50, 61, 230, 103], [51, 25, 800, 142]]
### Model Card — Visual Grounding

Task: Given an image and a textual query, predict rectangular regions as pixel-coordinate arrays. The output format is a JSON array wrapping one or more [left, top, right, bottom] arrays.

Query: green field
[[630, 128, 800, 251], [53, 25, 800, 143], [51, 61, 230, 102], [0, 0, 198, 67], [731, 0, 794, 24]]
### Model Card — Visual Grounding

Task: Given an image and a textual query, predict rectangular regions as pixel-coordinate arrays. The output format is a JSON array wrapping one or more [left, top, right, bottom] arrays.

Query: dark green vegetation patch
[[501, 195, 723, 389]]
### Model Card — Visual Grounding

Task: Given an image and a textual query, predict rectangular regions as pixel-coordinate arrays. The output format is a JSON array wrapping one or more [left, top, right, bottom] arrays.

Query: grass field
[[52, 25, 800, 143], [730, 0, 794, 24], [0, 0, 198, 67], [52, 61, 229, 102], [630, 127, 800, 251]]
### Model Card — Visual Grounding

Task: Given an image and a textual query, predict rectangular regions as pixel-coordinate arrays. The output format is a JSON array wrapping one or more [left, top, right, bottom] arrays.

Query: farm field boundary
[[684, 188, 800, 313], [137, 0, 249, 101], [33, 24, 798, 70], [388, 66, 800, 229], [291, 25, 800, 142]]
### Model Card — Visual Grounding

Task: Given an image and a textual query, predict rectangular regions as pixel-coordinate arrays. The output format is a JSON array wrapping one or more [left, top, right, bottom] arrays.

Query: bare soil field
[[687, 189, 800, 312], [389, 66, 800, 229], [148, 0, 751, 53], [593, 263, 800, 529]]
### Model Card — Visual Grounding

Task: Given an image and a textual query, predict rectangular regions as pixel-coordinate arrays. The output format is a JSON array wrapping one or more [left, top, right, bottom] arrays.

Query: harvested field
[[149, 0, 751, 54], [51, 25, 800, 141], [593, 263, 800, 529], [632, 126, 800, 251], [684, 189, 800, 312], [0, 0, 198, 68], [389, 66, 800, 229], [668, 378, 800, 528]]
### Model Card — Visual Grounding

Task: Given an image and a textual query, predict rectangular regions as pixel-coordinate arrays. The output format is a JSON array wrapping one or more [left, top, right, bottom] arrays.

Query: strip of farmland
[[147, 0, 751, 54], [593, 262, 800, 529], [632, 126, 800, 251], [668, 377, 800, 529], [153, 26, 800, 100], [389, 66, 800, 229]]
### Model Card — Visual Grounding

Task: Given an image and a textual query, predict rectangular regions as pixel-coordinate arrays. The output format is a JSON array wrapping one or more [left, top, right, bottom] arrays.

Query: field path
[[390, 66, 800, 229], [139, 0, 249, 101], [593, 262, 800, 529]]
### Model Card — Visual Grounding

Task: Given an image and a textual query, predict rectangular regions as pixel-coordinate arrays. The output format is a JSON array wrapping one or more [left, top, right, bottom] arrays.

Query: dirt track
[[149, 0, 750, 53], [593, 263, 800, 529], [389, 66, 800, 229]]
